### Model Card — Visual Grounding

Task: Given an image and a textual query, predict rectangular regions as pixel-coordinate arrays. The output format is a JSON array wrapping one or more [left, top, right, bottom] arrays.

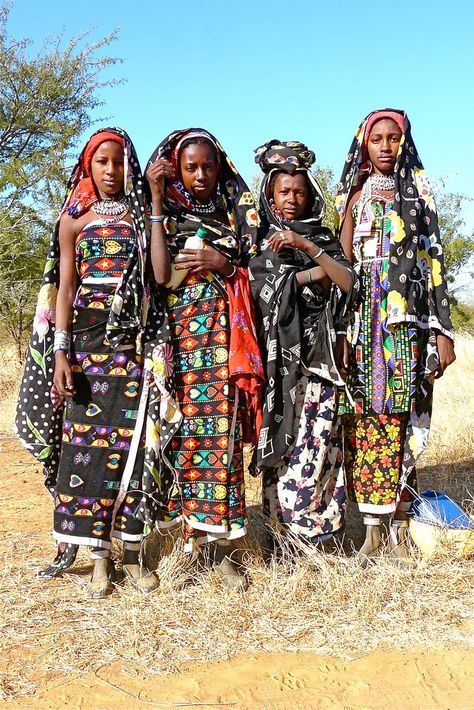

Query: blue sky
[[8, 0, 474, 246]]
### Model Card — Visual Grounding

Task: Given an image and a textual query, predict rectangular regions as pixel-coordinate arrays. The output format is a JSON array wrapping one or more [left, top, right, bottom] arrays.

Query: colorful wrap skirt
[[150, 273, 247, 551], [53, 281, 146, 548]]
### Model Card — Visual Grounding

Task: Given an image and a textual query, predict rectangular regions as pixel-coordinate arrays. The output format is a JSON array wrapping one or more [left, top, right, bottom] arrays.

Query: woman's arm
[[146, 158, 174, 285], [267, 231, 353, 293], [339, 189, 360, 263], [53, 214, 77, 397]]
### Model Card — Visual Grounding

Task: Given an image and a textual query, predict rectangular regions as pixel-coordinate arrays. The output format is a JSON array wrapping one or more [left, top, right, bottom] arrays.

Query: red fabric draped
[[225, 268, 265, 446], [64, 131, 125, 217]]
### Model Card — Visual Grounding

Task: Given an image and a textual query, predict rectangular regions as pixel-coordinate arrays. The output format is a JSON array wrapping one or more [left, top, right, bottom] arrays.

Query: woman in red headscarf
[[335, 110, 455, 562], [16, 128, 158, 598]]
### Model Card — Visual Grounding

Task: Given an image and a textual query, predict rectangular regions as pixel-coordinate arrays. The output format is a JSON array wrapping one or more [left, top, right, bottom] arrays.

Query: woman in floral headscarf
[[16, 128, 158, 598], [138, 129, 263, 588], [335, 109, 455, 560], [249, 140, 356, 544]]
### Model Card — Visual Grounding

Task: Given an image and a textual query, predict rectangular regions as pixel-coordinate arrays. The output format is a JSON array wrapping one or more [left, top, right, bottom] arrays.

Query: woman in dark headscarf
[[138, 129, 263, 587], [335, 109, 455, 559], [249, 140, 356, 544], [15, 128, 158, 598]]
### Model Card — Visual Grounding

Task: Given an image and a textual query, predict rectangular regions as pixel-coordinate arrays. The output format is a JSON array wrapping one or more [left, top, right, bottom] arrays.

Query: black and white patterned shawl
[[249, 140, 356, 469]]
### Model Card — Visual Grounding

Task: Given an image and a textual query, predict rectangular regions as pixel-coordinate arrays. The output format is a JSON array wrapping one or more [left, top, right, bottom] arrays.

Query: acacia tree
[[0, 3, 121, 360], [436, 191, 474, 330]]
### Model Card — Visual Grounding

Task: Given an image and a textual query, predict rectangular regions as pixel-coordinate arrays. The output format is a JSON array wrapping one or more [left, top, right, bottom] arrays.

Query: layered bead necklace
[[91, 197, 129, 223], [369, 173, 395, 191]]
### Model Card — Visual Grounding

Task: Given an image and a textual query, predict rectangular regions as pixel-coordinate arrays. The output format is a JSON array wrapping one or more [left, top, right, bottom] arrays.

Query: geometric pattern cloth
[[146, 272, 246, 550], [53, 221, 145, 548]]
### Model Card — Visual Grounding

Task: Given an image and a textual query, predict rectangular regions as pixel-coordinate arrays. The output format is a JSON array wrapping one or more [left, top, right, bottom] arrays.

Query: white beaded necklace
[[91, 197, 129, 223], [369, 173, 395, 191]]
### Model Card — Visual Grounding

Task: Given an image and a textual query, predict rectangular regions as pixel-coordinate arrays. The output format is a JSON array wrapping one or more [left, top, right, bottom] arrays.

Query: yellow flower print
[[389, 467, 399, 483], [414, 167, 436, 212], [389, 213, 406, 243], [387, 290, 408, 319], [417, 249, 442, 289], [373, 468, 384, 483], [146, 416, 159, 454], [385, 424, 399, 440], [364, 449, 377, 464]]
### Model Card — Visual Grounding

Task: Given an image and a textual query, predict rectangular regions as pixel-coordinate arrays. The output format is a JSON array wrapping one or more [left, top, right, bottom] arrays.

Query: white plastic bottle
[[165, 226, 207, 290]]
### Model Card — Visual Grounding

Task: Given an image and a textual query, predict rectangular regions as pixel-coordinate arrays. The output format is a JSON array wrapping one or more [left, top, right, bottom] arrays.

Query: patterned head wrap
[[15, 127, 149, 491], [147, 128, 258, 264], [254, 139, 326, 232], [64, 131, 126, 217], [254, 139, 316, 174], [335, 108, 453, 339]]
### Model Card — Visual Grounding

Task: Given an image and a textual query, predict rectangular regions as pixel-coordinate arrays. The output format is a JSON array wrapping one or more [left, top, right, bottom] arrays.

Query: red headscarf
[[64, 131, 125, 217], [362, 110, 405, 161]]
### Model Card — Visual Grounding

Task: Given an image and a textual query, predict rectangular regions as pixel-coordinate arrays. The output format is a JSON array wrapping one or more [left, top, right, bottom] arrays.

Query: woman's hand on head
[[435, 333, 456, 378], [175, 244, 232, 275], [53, 352, 76, 397], [267, 230, 311, 253], [146, 158, 175, 203]]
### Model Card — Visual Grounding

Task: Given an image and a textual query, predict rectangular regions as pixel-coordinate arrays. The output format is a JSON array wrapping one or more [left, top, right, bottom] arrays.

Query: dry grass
[[0, 335, 473, 702], [0, 343, 22, 435]]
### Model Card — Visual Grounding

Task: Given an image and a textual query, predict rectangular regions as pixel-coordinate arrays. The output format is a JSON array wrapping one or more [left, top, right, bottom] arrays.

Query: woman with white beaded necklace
[[336, 110, 455, 563], [137, 129, 263, 590], [16, 128, 158, 598]]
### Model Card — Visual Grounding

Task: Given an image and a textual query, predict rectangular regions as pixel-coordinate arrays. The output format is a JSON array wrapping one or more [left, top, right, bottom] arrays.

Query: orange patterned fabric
[[226, 267, 265, 445]]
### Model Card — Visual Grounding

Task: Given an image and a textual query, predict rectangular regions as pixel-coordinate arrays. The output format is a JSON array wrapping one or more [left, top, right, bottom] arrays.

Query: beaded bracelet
[[307, 269, 313, 284], [150, 215, 165, 223]]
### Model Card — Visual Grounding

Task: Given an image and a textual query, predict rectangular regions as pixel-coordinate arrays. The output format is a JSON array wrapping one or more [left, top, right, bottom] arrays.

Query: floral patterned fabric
[[15, 128, 148, 494], [336, 110, 454, 512], [343, 413, 414, 514], [335, 109, 453, 338], [338, 198, 423, 415]]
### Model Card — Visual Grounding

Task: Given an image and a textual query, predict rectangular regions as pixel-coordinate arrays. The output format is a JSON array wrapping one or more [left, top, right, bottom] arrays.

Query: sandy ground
[[1, 436, 473, 710], [2, 648, 474, 710]]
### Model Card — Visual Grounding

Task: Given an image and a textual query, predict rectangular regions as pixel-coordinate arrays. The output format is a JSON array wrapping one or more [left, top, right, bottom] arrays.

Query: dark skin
[[147, 143, 234, 284], [54, 141, 132, 398], [53, 140, 157, 580], [338, 117, 455, 375], [267, 173, 353, 293]]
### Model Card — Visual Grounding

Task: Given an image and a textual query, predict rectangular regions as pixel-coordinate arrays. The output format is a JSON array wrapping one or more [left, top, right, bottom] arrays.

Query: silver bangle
[[336, 330, 346, 336], [150, 215, 165, 223], [312, 246, 324, 259], [227, 264, 237, 278], [53, 329, 70, 353], [307, 269, 313, 284]]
